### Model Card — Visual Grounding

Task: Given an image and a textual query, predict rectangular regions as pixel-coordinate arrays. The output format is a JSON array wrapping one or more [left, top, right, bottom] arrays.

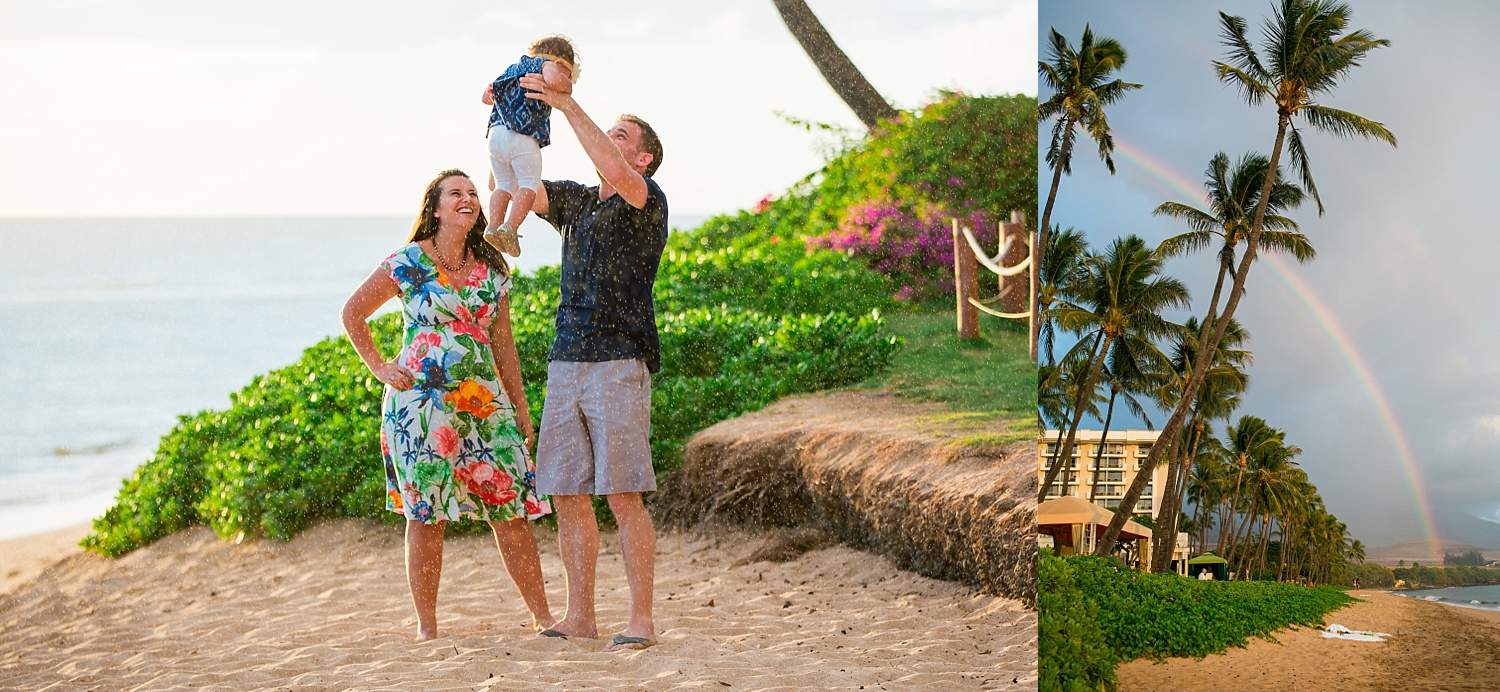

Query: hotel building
[[1038, 429, 1167, 515], [1038, 429, 1191, 571]]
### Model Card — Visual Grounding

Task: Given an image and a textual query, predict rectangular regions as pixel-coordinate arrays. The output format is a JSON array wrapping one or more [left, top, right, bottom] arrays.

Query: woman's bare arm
[[487, 296, 534, 449], [341, 268, 414, 390]]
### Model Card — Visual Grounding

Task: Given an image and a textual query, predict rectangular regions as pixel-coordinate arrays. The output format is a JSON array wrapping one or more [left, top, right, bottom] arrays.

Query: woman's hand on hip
[[374, 361, 417, 391]]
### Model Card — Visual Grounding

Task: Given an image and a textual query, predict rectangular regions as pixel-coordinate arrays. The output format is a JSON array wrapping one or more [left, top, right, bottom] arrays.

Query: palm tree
[[1038, 226, 1091, 365], [1155, 151, 1311, 332], [771, 0, 897, 129], [1085, 338, 1164, 504], [1038, 356, 1106, 500], [1095, 0, 1394, 555], [1036, 26, 1142, 354], [1215, 415, 1285, 557], [1148, 316, 1250, 572], [1037, 235, 1189, 503]]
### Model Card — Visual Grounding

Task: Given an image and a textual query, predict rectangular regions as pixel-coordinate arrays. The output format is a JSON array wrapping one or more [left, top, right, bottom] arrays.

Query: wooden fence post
[[999, 211, 1027, 315], [953, 219, 979, 339]]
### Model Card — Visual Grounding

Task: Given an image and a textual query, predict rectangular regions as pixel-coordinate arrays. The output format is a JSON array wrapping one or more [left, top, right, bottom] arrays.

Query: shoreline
[[1383, 587, 1500, 615], [1116, 589, 1500, 690], [0, 518, 1032, 689]]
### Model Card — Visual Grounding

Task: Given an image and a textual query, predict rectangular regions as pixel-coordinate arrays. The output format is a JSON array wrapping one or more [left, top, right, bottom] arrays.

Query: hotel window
[[1101, 443, 1124, 456], [1103, 499, 1121, 509], [1136, 499, 1153, 512], [1136, 444, 1152, 457]]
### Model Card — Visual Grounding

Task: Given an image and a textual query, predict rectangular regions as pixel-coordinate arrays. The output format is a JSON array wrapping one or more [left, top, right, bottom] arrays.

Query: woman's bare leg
[[489, 518, 554, 630], [405, 519, 446, 641]]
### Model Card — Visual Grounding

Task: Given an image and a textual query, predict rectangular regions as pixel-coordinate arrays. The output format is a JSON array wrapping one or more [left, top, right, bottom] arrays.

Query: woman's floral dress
[[378, 243, 550, 523]]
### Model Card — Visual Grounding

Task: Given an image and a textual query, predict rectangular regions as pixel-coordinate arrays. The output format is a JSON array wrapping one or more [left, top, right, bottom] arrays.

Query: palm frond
[[1285, 125, 1323, 215], [1300, 103, 1396, 146], [1212, 62, 1273, 105]]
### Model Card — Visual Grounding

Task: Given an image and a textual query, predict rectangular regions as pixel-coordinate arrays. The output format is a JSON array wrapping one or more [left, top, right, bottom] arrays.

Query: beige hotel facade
[[1038, 429, 1191, 571]]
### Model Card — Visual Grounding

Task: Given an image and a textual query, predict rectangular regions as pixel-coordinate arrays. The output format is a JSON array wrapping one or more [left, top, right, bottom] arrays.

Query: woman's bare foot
[[416, 624, 439, 642]]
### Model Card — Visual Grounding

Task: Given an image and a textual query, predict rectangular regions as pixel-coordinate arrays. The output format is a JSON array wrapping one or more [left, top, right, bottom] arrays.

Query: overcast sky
[[1041, 0, 1500, 548], [0, 0, 1033, 218]]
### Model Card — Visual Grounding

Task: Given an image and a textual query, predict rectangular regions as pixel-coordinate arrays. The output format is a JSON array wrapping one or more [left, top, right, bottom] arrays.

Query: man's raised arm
[[518, 73, 649, 209]]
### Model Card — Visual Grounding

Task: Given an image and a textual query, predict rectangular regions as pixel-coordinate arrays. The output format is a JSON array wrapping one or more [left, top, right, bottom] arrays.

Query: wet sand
[[0, 520, 1033, 690], [1117, 589, 1500, 690]]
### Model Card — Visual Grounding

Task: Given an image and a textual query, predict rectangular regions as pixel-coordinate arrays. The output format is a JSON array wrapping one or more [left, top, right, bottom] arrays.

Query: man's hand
[[519, 73, 649, 209], [481, 83, 495, 106], [518, 73, 572, 111]]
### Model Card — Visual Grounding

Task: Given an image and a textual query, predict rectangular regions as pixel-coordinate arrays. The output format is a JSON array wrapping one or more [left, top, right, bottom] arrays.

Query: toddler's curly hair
[[528, 35, 579, 81]]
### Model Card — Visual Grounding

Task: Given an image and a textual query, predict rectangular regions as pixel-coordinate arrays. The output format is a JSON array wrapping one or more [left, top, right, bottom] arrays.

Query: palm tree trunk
[[1094, 118, 1292, 556], [1035, 120, 1074, 356], [1151, 416, 1203, 572], [771, 0, 898, 130], [1087, 389, 1119, 503], [1038, 334, 1111, 503]]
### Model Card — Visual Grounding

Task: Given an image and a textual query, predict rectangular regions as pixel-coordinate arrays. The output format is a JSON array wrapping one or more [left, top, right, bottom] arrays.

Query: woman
[[341, 169, 553, 641]]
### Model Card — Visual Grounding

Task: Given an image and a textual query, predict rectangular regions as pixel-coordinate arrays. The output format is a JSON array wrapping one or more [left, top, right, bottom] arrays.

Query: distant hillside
[[1434, 509, 1500, 549], [1366, 538, 1496, 566]]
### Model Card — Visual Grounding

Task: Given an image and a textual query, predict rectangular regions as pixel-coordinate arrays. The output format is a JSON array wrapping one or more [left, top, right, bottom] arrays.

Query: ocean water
[[0, 215, 708, 541], [1397, 584, 1500, 613]]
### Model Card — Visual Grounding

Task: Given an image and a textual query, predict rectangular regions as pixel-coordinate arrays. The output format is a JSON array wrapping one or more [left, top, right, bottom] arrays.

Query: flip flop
[[538, 628, 569, 639], [607, 634, 656, 651]]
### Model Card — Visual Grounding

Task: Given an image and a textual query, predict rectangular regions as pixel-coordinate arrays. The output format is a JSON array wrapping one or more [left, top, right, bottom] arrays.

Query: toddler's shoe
[[484, 222, 521, 257]]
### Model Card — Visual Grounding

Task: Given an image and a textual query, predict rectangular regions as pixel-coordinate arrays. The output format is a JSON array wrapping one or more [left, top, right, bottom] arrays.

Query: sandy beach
[[0, 520, 1032, 690], [1117, 589, 1500, 690]]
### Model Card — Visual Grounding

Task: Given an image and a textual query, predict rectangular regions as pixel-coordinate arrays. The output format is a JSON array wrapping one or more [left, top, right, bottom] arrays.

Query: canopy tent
[[1037, 496, 1152, 559], [1186, 552, 1229, 581]]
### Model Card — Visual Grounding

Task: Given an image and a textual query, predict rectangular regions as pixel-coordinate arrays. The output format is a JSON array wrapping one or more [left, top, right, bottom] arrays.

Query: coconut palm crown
[[1214, 0, 1397, 214]]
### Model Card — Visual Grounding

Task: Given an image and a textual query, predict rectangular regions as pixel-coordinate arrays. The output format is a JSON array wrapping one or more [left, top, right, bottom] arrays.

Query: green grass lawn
[[855, 303, 1035, 427]]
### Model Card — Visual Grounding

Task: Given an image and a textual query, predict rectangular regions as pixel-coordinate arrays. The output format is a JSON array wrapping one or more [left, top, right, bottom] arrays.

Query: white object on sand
[[1321, 623, 1390, 642]]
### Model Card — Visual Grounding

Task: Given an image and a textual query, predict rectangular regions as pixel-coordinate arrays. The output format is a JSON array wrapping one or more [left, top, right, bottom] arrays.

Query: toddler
[[481, 35, 577, 256]]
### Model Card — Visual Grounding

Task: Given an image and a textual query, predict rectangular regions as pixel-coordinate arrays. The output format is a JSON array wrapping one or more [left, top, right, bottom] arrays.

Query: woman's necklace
[[428, 237, 467, 275]]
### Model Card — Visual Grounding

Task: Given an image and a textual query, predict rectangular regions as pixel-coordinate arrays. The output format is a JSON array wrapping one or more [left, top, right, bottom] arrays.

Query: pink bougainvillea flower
[[753, 194, 774, 214], [432, 424, 460, 459]]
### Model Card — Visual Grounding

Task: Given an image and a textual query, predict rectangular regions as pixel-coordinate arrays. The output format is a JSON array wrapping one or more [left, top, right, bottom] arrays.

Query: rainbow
[[1109, 136, 1443, 557]]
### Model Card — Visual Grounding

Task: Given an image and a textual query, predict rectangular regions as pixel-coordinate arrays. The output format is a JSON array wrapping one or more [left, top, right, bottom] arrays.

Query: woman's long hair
[[407, 169, 509, 278]]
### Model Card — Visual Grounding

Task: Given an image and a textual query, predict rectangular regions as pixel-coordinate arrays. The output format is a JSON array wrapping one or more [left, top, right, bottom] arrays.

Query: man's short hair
[[617, 114, 663, 177]]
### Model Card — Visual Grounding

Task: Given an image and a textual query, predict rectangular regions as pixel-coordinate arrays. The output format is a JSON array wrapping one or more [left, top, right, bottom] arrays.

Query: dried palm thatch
[[654, 391, 1037, 605]]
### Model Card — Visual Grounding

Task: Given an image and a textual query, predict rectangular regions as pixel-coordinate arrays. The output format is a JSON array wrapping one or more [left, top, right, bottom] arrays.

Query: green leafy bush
[[1038, 553, 1356, 688], [1039, 550, 1118, 692], [85, 262, 899, 556]]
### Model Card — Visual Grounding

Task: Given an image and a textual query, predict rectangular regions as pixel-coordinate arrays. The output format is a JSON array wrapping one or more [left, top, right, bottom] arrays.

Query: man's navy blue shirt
[[537, 178, 668, 372]]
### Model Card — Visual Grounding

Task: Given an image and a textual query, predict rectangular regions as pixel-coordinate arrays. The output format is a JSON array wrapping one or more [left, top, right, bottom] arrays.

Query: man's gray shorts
[[535, 359, 655, 496]]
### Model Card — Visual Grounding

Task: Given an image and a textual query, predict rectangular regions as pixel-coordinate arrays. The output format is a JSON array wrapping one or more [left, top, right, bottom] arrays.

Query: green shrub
[[85, 267, 899, 556], [1039, 550, 1118, 692], [1038, 553, 1357, 687]]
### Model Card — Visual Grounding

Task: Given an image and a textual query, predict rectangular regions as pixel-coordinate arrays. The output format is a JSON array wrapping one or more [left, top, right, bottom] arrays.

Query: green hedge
[[84, 267, 898, 557], [1039, 553, 1357, 690]]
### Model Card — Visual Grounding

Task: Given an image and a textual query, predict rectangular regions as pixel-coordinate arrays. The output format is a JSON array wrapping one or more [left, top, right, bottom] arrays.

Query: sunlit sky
[[1041, 0, 1500, 548], [0, 0, 1034, 218]]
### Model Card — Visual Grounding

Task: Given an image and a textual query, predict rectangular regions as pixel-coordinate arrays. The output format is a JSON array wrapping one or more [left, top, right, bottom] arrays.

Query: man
[[519, 71, 666, 652]]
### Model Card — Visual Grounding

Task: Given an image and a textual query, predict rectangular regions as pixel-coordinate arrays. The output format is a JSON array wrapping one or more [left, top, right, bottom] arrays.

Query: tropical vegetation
[[1040, 550, 1356, 691], [85, 91, 1034, 557], [1039, 2, 1398, 686]]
